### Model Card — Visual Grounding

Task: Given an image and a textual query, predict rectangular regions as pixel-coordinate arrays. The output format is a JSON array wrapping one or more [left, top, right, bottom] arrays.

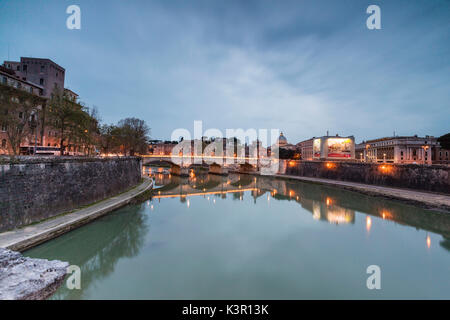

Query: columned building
[[355, 135, 438, 164]]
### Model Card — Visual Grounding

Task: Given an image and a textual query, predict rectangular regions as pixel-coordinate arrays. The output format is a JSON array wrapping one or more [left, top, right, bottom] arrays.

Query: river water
[[25, 167, 450, 299]]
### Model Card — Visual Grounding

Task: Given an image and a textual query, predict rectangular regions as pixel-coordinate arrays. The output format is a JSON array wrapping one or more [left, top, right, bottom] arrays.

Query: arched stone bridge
[[142, 154, 279, 176]]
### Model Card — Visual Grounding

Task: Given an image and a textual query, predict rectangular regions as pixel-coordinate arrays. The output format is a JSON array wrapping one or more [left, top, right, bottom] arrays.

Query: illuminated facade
[[148, 140, 178, 155], [299, 135, 355, 160], [298, 138, 314, 160], [355, 135, 440, 164]]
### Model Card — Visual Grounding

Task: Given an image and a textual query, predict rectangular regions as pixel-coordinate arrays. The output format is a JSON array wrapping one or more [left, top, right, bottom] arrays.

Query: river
[[25, 166, 450, 299]]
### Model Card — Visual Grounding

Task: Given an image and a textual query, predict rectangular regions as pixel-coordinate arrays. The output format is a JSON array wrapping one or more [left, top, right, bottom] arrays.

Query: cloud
[[0, 0, 448, 143]]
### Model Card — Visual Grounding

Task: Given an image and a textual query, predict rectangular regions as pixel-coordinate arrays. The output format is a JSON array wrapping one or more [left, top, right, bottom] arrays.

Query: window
[[2, 77, 6, 84], [40, 65, 45, 72], [23, 65, 27, 72], [39, 78, 44, 85], [1, 123, 7, 132], [29, 87, 33, 94], [1, 139, 6, 148], [16, 65, 20, 71], [19, 112, 23, 119]]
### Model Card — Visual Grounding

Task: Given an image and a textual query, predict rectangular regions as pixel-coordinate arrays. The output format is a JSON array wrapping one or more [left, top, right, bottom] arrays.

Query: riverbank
[[0, 177, 153, 252], [0, 156, 143, 232], [275, 174, 450, 213]]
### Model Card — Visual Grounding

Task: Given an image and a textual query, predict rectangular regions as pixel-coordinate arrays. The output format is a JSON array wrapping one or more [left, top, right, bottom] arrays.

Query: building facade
[[434, 146, 450, 165], [0, 65, 45, 155], [355, 135, 440, 164], [298, 138, 314, 160], [2, 57, 79, 154], [148, 140, 178, 155], [299, 135, 355, 161], [4, 57, 66, 98]]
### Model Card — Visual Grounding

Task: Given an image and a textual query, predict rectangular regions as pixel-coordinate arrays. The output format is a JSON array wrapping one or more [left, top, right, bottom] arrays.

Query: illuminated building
[[148, 140, 178, 155], [299, 135, 355, 160], [355, 135, 441, 164]]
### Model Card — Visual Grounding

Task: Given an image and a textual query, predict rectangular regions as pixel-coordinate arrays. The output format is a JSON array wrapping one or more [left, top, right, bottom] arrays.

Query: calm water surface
[[25, 167, 450, 299]]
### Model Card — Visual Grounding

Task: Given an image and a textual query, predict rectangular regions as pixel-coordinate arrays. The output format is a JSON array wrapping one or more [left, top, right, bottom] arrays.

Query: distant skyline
[[0, 0, 449, 143]]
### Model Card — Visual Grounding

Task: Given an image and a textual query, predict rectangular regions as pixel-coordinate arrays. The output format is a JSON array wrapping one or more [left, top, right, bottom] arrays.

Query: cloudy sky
[[0, 0, 449, 143]]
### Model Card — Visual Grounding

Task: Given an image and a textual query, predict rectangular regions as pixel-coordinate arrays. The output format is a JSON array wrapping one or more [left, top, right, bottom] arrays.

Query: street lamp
[[421, 145, 429, 165]]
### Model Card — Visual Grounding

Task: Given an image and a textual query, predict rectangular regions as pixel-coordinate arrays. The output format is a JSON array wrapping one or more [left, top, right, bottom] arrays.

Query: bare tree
[[47, 89, 99, 156], [116, 118, 151, 156], [0, 84, 44, 155]]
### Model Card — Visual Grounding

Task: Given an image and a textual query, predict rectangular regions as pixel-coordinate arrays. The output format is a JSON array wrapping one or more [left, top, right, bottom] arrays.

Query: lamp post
[[421, 145, 429, 165], [383, 153, 386, 163]]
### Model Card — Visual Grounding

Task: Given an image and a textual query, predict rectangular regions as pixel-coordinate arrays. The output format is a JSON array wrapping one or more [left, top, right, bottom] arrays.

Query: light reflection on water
[[25, 166, 450, 299]]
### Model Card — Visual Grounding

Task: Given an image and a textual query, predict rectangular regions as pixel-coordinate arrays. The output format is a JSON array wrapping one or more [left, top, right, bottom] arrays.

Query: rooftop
[[20, 57, 65, 72], [363, 135, 436, 144]]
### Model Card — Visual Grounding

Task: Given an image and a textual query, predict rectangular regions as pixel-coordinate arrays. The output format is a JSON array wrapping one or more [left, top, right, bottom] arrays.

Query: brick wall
[[0, 157, 142, 232]]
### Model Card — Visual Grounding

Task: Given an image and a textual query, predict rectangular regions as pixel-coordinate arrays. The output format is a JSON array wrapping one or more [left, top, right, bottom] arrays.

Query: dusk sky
[[0, 0, 449, 143]]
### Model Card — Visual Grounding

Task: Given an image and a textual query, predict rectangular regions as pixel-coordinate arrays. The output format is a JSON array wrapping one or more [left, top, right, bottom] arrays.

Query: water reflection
[[146, 167, 450, 241], [26, 205, 149, 299], [366, 216, 372, 232]]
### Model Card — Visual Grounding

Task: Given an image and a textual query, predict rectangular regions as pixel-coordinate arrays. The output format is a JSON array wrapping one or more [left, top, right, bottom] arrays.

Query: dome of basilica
[[277, 132, 287, 146]]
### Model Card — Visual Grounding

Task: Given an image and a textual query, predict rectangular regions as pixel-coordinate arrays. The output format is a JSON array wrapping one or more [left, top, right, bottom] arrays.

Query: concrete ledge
[[276, 174, 450, 213], [0, 177, 153, 252]]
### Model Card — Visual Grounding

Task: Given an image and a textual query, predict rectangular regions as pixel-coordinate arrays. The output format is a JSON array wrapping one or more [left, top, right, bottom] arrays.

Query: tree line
[[0, 84, 150, 156]]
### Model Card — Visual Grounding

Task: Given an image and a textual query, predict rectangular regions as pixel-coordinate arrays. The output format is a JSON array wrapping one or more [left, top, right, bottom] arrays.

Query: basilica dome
[[277, 132, 288, 146]]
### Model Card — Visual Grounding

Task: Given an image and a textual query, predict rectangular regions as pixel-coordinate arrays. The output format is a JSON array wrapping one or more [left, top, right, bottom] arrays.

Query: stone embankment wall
[[281, 160, 450, 194], [0, 156, 142, 232]]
